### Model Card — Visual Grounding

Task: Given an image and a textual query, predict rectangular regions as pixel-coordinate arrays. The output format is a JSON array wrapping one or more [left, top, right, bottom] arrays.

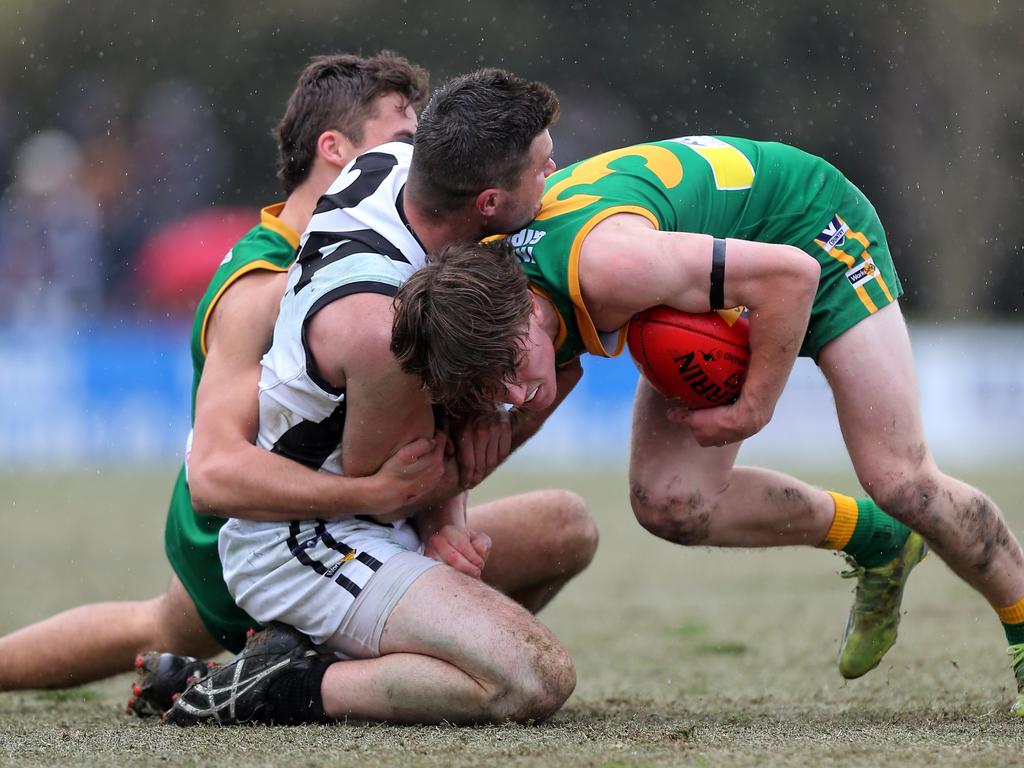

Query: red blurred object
[[136, 208, 256, 313], [627, 305, 750, 409]]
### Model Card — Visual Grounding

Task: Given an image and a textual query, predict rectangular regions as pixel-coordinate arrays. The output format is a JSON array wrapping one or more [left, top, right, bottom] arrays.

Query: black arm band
[[709, 238, 727, 310]]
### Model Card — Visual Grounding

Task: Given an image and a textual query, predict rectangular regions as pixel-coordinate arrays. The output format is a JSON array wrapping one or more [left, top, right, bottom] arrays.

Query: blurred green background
[[1, 0, 1021, 320]]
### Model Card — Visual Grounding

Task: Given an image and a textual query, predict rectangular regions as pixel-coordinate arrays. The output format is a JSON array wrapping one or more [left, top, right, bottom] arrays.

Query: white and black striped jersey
[[256, 140, 427, 476], [220, 141, 425, 609]]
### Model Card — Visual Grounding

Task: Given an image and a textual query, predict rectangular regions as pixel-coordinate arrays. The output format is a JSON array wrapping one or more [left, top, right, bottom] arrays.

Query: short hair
[[392, 240, 532, 415], [408, 68, 559, 212], [275, 51, 429, 194]]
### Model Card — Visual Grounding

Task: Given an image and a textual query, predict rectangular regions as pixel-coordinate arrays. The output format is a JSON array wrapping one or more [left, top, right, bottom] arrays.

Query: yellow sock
[[996, 595, 1024, 648], [996, 597, 1024, 625], [820, 491, 858, 550]]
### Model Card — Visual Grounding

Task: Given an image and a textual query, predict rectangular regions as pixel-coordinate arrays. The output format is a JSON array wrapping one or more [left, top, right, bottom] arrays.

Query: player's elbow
[[785, 246, 821, 295], [186, 448, 227, 516]]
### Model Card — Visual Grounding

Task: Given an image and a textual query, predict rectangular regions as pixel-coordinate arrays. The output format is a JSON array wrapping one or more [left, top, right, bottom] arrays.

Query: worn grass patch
[[2, 466, 1023, 766]]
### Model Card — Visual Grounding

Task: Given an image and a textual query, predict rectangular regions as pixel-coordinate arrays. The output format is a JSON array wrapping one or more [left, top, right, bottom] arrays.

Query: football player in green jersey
[[0, 56, 597, 717], [393, 136, 1024, 713]]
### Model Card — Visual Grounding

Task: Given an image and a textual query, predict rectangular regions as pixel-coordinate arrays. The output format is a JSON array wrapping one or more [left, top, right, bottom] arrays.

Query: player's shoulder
[[216, 267, 287, 315], [306, 291, 396, 371], [219, 212, 296, 273], [313, 290, 395, 332]]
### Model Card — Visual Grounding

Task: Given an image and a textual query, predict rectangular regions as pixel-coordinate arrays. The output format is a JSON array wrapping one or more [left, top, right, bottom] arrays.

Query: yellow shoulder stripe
[[199, 260, 289, 358], [568, 205, 659, 358], [260, 203, 301, 249], [528, 283, 567, 354]]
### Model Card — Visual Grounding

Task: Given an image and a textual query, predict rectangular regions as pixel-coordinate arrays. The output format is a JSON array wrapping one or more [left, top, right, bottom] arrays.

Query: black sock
[[263, 656, 334, 725]]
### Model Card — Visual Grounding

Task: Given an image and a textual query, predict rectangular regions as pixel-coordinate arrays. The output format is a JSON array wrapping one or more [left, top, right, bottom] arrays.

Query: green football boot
[[1007, 644, 1024, 716], [838, 531, 928, 679]]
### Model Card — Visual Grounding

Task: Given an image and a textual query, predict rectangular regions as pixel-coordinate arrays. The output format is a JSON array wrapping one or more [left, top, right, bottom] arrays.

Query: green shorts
[[164, 466, 257, 653], [798, 179, 903, 360]]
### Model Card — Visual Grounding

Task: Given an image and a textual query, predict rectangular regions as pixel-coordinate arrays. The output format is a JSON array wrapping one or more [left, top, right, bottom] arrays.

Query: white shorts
[[219, 516, 439, 656]]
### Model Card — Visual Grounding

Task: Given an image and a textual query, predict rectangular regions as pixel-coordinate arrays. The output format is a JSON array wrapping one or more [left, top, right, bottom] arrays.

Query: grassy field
[[2, 465, 1023, 766]]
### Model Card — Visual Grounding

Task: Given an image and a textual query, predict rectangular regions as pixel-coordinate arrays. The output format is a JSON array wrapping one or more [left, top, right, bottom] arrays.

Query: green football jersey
[[515, 136, 847, 365], [164, 203, 298, 652]]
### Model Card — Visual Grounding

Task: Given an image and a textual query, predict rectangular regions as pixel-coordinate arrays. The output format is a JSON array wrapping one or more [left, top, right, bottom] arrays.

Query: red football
[[627, 306, 750, 409]]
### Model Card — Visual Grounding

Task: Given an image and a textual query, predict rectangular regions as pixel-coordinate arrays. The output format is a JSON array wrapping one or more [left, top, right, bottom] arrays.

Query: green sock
[[843, 498, 911, 568], [1004, 621, 1024, 647]]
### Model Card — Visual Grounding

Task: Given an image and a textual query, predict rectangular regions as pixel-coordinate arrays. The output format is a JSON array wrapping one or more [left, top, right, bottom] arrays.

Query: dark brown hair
[[407, 68, 559, 212], [275, 51, 429, 194], [392, 240, 532, 415]]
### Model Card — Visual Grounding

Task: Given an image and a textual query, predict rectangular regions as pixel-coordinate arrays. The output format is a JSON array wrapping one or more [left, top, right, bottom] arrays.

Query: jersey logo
[[845, 257, 879, 289], [816, 215, 848, 251], [219, 250, 233, 266], [670, 136, 754, 190], [322, 550, 356, 577], [508, 228, 546, 262]]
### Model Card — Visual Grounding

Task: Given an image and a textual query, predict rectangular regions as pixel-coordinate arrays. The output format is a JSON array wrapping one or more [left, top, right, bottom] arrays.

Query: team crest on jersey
[[508, 228, 546, 262], [815, 215, 848, 251], [673, 135, 725, 149], [846, 257, 879, 289]]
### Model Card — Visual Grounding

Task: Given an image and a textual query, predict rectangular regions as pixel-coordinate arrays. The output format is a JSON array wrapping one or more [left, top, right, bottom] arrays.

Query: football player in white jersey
[[166, 69, 590, 727]]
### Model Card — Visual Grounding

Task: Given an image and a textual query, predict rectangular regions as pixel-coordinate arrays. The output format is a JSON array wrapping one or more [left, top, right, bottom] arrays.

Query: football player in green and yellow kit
[[393, 135, 1024, 713]]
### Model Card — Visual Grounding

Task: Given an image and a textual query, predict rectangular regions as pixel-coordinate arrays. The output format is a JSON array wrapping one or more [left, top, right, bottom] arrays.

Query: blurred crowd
[[0, 78, 237, 328], [0, 74, 646, 331]]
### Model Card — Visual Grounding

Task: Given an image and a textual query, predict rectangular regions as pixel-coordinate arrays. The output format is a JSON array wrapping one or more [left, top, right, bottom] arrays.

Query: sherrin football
[[626, 306, 750, 409]]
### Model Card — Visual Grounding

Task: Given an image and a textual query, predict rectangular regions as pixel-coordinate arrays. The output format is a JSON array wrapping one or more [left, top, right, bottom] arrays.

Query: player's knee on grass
[[546, 491, 599, 574], [486, 632, 576, 723], [451, 588, 576, 723], [375, 564, 576, 723], [629, 478, 718, 546]]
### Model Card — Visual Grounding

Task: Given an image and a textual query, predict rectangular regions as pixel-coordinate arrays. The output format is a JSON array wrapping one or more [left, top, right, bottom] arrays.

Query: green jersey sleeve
[[187, 204, 298, 416]]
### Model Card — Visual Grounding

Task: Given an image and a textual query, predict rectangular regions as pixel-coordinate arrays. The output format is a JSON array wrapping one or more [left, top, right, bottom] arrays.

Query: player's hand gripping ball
[[627, 306, 750, 409]]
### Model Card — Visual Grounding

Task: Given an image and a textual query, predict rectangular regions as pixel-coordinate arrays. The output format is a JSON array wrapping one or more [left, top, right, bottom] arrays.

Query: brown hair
[[392, 240, 532, 415], [407, 68, 559, 212], [275, 51, 429, 194]]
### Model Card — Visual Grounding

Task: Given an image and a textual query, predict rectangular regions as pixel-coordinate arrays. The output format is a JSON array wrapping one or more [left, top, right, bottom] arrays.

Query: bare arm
[[579, 213, 821, 445], [308, 291, 460, 506], [308, 292, 477, 577], [188, 273, 444, 519]]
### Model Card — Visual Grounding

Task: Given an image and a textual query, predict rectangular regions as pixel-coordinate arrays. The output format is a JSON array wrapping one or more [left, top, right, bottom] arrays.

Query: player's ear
[[317, 129, 355, 169], [529, 291, 543, 318], [474, 188, 501, 218]]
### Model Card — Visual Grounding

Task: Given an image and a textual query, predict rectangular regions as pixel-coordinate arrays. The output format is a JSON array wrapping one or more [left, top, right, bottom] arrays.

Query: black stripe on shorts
[[288, 522, 328, 575], [318, 521, 383, 572], [287, 521, 361, 598], [315, 520, 365, 596], [357, 552, 383, 571]]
